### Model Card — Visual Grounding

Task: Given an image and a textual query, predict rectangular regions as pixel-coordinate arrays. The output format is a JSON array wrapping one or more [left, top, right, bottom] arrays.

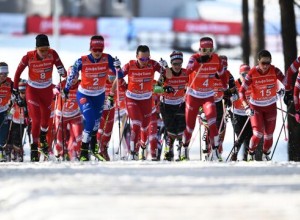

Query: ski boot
[[99, 146, 110, 161], [39, 130, 49, 160], [90, 134, 105, 161], [247, 150, 256, 162], [31, 143, 39, 162], [262, 151, 271, 161], [164, 146, 174, 161], [130, 151, 138, 160], [80, 142, 90, 161], [0, 146, 6, 162], [178, 144, 189, 161], [139, 146, 147, 160], [211, 146, 221, 161]]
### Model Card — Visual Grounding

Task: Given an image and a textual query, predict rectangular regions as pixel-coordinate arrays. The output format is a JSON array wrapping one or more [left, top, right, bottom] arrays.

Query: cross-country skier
[[53, 66, 82, 161], [158, 51, 189, 161], [0, 62, 13, 161], [64, 35, 121, 161], [182, 37, 227, 161], [283, 56, 300, 105], [112, 45, 172, 160], [229, 64, 253, 161], [239, 50, 292, 161], [7, 79, 29, 162], [13, 34, 67, 162]]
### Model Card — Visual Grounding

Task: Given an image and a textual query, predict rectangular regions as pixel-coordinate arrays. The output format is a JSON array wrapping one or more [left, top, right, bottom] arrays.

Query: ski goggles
[[241, 72, 247, 78], [92, 48, 103, 53], [138, 57, 150, 62], [172, 62, 183, 66], [260, 61, 271, 65], [200, 48, 213, 53]]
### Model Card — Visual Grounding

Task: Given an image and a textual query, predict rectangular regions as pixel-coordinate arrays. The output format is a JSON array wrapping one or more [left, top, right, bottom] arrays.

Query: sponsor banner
[[0, 13, 26, 34], [97, 17, 172, 37], [27, 16, 97, 35], [173, 19, 241, 35]]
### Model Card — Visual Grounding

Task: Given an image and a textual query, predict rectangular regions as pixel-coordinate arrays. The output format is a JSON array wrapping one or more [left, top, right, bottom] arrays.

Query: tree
[[242, 0, 250, 65], [252, 0, 265, 64], [279, 0, 299, 161]]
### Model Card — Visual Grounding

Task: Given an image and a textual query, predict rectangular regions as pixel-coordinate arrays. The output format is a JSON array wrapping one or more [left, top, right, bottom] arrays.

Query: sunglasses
[[200, 48, 213, 53], [260, 61, 271, 65], [19, 91, 26, 94], [92, 48, 103, 53], [172, 62, 183, 66], [138, 57, 150, 62], [241, 73, 247, 78], [38, 48, 49, 53]]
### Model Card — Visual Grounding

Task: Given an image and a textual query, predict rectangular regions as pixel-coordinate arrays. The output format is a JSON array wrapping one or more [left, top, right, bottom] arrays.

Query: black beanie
[[36, 34, 50, 47]]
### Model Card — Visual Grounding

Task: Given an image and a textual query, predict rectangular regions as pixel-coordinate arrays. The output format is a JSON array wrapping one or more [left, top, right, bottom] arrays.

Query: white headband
[[0, 66, 8, 74]]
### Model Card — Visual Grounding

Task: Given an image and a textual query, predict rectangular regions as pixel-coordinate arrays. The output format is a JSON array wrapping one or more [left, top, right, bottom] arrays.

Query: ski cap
[[219, 55, 228, 67], [200, 37, 213, 49], [170, 51, 183, 63], [90, 39, 104, 51], [0, 66, 8, 74], [36, 34, 50, 47], [240, 64, 250, 73], [18, 79, 27, 91]]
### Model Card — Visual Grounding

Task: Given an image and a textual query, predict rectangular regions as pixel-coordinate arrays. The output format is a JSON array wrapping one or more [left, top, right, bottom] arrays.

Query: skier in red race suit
[[112, 45, 172, 160], [284, 55, 300, 106], [0, 62, 14, 162], [239, 49, 292, 161], [13, 34, 67, 162], [53, 66, 82, 160], [182, 37, 227, 161]]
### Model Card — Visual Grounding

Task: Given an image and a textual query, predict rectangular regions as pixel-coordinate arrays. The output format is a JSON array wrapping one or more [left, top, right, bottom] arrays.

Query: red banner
[[173, 19, 241, 35], [27, 16, 97, 35]]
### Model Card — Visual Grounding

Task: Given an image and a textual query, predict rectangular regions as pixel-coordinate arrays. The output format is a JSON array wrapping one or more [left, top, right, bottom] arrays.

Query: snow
[[0, 35, 300, 220]]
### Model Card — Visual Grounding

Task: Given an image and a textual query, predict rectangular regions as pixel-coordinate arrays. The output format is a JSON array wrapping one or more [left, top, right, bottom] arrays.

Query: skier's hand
[[163, 85, 175, 93], [159, 59, 168, 68], [295, 111, 300, 123], [58, 67, 66, 77], [12, 88, 19, 98], [230, 93, 239, 102], [63, 88, 69, 100], [16, 97, 26, 107], [284, 90, 293, 105], [113, 58, 121, 69], [276, 88, 285, 97], [105, 95, 114, 109], [245, 105, 254, 117]]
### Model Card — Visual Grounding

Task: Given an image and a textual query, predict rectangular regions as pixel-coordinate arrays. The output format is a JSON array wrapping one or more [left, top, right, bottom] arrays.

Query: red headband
[[200, 40, 213, 48], [90, 40, 104, 49], [240, 64, 250, 73]]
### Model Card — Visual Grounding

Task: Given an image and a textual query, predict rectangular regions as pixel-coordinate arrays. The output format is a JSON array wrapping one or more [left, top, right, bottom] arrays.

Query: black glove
[[105, 95, 114, 109], [63, 88, 69, 99], [283, 90, 293, 105], [223, 96, 232, 108], [163, 86, 175, 93], [196, 55, 210, 63], [16, 97, 26, 107], [12, 88, 19, 97]]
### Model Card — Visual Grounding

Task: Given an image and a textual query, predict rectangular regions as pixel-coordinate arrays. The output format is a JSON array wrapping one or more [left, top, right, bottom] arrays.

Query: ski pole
[[271, 104, 292, 160], [279, 97, 288, 141], [59, 75, 67, 161], [225, 116, 250, 162], [276, 107, 295, 118], [270, 112, 288, 160]]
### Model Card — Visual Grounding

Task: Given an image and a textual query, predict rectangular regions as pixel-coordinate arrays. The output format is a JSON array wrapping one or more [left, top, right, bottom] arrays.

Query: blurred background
[[0, 0, 299, 60], [0, 0, 300, 160]]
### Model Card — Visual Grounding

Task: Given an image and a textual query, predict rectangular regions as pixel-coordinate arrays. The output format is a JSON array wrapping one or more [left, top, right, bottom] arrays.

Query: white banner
[[0, 13, 26, 34]]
